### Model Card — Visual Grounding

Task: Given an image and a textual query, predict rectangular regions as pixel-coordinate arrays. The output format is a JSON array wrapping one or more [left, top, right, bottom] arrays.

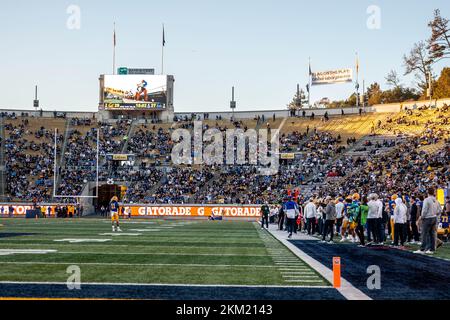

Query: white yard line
[[0, 261, 281, 268], [267, 225, 372, 301], [0, 281, 329, 289], [55, 251, 269, 257]]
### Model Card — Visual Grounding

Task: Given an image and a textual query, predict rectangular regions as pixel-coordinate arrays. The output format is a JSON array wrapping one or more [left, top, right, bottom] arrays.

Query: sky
[[0, 0, 448, 112]]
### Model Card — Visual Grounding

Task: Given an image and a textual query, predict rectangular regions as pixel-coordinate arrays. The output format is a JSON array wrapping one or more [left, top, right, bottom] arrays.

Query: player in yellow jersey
[[110, 196, 122, 232]]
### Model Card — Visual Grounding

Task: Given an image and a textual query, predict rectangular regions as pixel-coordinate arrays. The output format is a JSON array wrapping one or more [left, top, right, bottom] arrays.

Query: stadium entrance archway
[[95, 184, 122, 210]]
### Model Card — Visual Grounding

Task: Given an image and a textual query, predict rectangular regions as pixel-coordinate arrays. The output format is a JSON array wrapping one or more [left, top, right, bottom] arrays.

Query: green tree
[[433, 67, 450, 98], [345, 93, 357, 106], [367, 82, 383, 105]]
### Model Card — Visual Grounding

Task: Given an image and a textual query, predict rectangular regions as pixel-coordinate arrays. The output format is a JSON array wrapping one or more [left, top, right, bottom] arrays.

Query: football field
[[0, 218, 336, 299]]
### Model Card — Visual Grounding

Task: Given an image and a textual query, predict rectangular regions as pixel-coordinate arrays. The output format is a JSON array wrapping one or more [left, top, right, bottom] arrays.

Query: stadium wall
[[174, 106, 366, 120], [371, 97, 450, 113], [2, 97, 450, 120], [0, 109, 96, 119]]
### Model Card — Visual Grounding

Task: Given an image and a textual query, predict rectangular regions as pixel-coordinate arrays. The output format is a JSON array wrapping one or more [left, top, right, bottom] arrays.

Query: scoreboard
[[99, 74, 174, 111]]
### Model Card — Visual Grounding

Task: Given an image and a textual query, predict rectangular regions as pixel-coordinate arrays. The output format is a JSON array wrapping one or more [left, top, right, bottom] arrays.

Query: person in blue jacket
[[283, 196, 299, 238]]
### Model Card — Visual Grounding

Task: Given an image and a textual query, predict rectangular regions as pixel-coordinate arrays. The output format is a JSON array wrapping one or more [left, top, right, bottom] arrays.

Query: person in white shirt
[[367, 193, 381, 244], [376, 197, 385, 243], [304, 198, 317, 235], [335, 198, 345, 235], [393, 197, 407, 246]]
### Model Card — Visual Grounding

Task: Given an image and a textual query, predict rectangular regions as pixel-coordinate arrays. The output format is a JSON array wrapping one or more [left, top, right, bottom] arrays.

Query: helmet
[[391, 194, 398, 201], [352, 193, 360, 201], [111, 196, 118, 202]]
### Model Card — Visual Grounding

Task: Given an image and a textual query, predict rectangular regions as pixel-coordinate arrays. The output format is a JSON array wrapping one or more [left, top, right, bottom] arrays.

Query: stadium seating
[[0, 106, 449, 205]]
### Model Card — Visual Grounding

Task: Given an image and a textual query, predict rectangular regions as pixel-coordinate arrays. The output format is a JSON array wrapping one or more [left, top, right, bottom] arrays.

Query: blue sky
[[0, 0, 448, 112]]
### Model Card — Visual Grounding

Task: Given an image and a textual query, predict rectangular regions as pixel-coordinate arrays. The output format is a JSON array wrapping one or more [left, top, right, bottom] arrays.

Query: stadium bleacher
[[0, 106, 448, 206]]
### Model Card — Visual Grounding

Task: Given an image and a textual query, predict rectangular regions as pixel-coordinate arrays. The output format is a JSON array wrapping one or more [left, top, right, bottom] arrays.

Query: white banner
[[311, 68, 353, 85]]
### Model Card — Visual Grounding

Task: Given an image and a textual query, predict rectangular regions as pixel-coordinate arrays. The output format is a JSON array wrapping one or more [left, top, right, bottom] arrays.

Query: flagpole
[[355, 52, 359, 110], [308, 57, 311, 109], [161, 24, 165, 75], [113, 22, 116, 75], [362, 79, 366, 112]]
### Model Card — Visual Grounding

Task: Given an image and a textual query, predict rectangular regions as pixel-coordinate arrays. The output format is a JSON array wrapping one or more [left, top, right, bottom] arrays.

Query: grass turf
[[0, 218, 329, 287]]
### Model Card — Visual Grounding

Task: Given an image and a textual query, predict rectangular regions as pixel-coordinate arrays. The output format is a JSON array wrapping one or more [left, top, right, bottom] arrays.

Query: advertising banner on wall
[[126, 205, 261, 218], [0, 204, 262, 219]]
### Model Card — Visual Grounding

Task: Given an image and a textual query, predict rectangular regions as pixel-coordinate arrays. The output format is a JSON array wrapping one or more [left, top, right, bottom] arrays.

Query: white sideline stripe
[[282, 275, 319, 278], [0, 262, 280, 268], [0, 281, 329, 289], [267, 225, 372, 301]]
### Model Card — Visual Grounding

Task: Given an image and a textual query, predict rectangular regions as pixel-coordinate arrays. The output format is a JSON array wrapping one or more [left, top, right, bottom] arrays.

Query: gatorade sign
[[126, 205, 261, 218]]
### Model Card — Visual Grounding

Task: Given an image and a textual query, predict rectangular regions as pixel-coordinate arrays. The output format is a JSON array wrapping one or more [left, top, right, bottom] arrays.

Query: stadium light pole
[[33, 85, 39, 115], [230, 86, 236, 121]]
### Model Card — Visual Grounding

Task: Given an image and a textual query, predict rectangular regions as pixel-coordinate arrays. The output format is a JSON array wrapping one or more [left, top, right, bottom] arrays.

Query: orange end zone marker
[[333, 257, 341, 288]]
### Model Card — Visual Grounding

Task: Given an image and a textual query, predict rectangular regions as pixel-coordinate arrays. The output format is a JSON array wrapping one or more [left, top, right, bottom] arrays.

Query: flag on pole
[[309, 61, 312, 76], [113, 23, 116, 47], [162, 24, 166, 47], [356, 54, 359, 74]]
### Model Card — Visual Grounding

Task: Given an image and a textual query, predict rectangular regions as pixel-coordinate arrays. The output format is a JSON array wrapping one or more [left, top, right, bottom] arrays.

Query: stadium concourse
[[0, 105, 449, 299]]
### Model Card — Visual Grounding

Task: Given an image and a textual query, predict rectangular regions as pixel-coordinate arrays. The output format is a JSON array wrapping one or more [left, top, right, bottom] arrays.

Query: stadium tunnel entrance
[[94, 184, 126, 211]]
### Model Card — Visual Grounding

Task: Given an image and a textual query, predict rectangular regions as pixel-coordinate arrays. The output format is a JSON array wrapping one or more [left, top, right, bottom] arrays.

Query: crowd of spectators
[[4, 117, 63, 202], [1, 105, 449, 208]]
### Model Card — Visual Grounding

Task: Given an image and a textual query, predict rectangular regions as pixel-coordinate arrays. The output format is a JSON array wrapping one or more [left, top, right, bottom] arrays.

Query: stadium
[[0, 1, 450, 307]]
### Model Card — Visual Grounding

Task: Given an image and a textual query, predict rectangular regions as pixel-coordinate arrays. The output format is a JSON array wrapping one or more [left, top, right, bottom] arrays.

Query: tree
[[363, 81, 419, 105], [381, 87, 419, 104], [345, 93, 357, 107], [367, 82, 383, 105], [287, 87, 306, 110], [428, 9, 450, 62], [403, 41, 434, 94], [433, 67, 450, 99], [385, 70, 402, 89]]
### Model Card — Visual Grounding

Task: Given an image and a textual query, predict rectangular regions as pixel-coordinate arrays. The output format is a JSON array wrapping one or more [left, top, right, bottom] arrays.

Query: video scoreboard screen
[[101, 75, 167, 110]]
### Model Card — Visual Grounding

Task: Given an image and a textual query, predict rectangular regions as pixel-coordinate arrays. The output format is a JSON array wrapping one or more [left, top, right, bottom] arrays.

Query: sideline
[[266, 224, 372, 300]]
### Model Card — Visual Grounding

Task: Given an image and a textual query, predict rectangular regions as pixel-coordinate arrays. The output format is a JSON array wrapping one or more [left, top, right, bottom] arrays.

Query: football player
[[110, 196, 122, 232]]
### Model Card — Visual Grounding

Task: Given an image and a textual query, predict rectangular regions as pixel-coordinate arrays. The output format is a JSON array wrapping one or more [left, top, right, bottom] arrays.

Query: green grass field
[[0, 218, 329, 287]]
